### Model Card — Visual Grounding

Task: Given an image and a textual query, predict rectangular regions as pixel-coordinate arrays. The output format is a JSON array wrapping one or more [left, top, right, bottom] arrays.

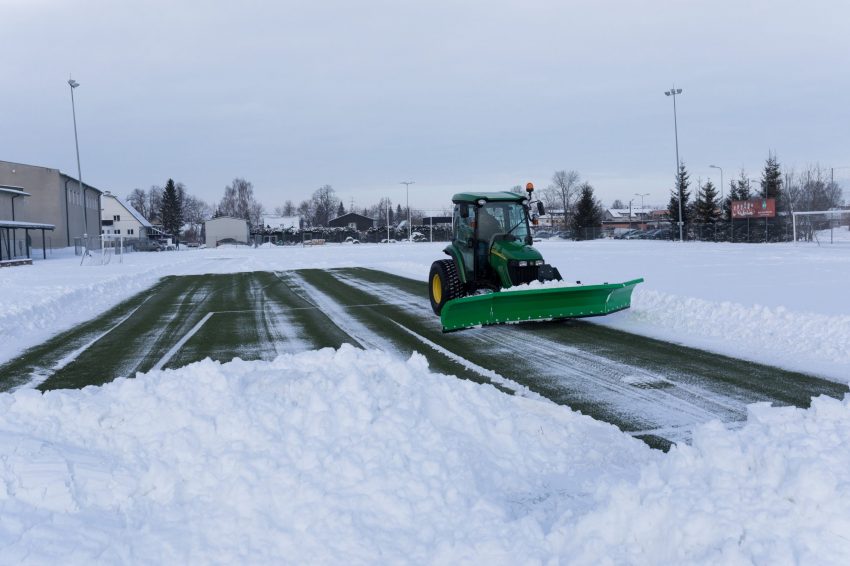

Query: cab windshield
[[480, 201, 529, 241]]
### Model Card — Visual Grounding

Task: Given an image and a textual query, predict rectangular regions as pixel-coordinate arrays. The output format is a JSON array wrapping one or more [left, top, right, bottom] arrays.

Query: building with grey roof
[[0, 159, 103, 250]]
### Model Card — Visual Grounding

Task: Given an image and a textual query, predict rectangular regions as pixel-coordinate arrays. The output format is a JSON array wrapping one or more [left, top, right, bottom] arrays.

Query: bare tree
[[311, 184, 339, 227], [126, 188, 148, 219], [543, 170, 580, 228], [219, 177, 263, 227], [297, 200, 314, 227], [147, 185, 163, 223], [274, 200, 296, 216]]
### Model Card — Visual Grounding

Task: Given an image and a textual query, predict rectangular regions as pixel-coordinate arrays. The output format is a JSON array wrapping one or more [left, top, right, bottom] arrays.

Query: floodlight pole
[[400, 181, 414, 242], [665, 86, 684, 242], [68, 76, 86, 232]]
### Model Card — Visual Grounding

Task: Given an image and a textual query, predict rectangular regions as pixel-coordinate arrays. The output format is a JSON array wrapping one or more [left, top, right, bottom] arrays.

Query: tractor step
[[439, 278, 644, 332]]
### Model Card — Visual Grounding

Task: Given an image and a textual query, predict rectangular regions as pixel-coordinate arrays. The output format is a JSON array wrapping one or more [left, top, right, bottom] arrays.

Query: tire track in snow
[[328, 268, 844, 447]]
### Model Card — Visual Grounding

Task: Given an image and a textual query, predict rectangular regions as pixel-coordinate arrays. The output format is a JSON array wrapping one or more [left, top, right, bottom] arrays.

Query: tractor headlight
[[518, 260, 528, 267], [536, 260, 545, 266]]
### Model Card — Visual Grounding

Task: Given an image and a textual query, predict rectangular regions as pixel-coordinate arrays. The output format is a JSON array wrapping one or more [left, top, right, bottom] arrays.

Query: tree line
[[666, 152, 844, 226]]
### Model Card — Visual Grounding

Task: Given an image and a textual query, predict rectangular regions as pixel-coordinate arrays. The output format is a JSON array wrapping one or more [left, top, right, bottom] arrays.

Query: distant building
[[100, 191, 154, 240], [602, 207, 656, 230], [205, 216, 250, 247], [261, 215, 301, 231], [0, 159, 103, 249], [328, 212, 375, 231]]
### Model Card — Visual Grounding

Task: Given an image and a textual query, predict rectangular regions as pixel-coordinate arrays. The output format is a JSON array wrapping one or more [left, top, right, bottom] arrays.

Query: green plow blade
[[440, 278, 644, 332]]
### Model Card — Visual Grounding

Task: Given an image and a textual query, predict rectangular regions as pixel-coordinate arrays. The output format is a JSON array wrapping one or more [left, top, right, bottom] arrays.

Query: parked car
[[649, 228, 673, 240], [136, 239, 164, 252], [343, 236, 360, 244], [614, 229, 640, 239], [380, 238, 397, 244]]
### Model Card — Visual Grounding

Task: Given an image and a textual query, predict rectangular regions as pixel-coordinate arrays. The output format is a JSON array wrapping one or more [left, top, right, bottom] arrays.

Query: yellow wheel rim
[[432, 273, 443, 304]]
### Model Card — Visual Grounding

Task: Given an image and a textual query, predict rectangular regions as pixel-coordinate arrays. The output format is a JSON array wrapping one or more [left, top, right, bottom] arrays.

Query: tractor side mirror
[[459, 204, 469, 218], [537, 202, 545, 216]]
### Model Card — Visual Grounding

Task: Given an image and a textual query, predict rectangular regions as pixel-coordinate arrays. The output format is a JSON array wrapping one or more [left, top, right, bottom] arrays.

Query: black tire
[[428, 259, 463, 315]]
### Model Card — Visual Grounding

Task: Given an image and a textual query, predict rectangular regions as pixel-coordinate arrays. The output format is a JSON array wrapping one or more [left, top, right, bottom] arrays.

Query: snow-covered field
[[1, 239, 849, 563]]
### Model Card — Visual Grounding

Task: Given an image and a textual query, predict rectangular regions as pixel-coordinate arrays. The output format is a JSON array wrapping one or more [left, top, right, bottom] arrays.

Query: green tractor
[[428, 183, 643, 331]]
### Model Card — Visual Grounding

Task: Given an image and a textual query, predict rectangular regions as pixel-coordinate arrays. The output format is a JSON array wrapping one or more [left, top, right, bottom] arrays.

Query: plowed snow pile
[[2, 346, 849, 564]]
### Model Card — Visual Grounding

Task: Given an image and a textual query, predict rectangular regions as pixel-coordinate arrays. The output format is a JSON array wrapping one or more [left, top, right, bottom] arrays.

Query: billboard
[[732, 198, 776, 219]]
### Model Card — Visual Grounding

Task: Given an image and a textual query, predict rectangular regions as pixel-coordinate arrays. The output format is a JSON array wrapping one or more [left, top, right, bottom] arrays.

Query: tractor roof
[[451, 191, 526, 204]]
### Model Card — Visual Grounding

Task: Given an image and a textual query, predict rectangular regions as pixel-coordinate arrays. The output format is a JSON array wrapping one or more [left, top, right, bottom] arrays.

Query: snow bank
[[558, 397, 850, 564], [1, 347, 848, 563], [0, 347, 648, 563]]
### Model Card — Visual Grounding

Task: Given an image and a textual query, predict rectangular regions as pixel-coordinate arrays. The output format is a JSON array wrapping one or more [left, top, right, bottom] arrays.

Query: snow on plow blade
[[440, 278, 644, 332]]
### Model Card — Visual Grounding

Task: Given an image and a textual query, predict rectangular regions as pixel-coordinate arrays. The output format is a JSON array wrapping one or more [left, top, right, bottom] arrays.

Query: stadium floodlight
[[664, 86, 684, 241], [68, 76, 86, 233]]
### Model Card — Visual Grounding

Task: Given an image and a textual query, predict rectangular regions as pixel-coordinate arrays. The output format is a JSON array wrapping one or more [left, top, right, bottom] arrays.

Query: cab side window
[[454, 204, 473, 245]]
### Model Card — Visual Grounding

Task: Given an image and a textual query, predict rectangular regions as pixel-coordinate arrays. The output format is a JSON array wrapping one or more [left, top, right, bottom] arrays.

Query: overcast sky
[[3, 0, 849, 212]]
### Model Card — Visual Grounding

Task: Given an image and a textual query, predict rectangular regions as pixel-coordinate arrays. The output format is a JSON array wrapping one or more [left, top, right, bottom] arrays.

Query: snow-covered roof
[[606, 207, 654, 218], [262, 215, 300, 229], [106, 193, 152, 227]]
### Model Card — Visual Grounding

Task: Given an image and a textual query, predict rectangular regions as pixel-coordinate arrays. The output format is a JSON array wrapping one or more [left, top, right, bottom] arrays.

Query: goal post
[[792, 209, 850, 244]]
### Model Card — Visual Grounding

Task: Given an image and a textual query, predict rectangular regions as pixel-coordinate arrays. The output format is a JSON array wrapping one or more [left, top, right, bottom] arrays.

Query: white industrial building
[[205, 216, 250, 247]]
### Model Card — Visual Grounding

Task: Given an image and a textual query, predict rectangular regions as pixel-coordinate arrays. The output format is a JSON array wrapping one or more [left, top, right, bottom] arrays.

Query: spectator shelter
[[0, 186, 54, 264]]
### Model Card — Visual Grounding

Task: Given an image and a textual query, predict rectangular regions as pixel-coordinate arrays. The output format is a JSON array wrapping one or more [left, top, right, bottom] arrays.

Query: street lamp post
[[634, 192, 649, 228], [400, 181, 414, 242], [664, 86, 684, 242], [628, 199, 634, 231], [709, 165, 724, 203], [68, 77, 86, 234]]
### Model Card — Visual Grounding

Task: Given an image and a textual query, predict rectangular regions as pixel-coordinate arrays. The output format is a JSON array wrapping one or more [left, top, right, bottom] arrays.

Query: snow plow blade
[[440, 278, 644, 332]]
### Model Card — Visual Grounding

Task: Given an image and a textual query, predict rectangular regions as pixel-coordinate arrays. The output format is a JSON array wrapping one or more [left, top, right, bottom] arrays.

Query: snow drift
[[1, 347, 849, 564]]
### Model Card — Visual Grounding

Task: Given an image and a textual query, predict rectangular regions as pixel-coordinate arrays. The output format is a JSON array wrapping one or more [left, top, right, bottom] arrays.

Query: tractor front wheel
[[429, 259, 463, 315]]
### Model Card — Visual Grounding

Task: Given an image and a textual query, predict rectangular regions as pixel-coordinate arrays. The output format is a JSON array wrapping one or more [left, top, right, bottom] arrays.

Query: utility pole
[[400, 181, 415, 242]]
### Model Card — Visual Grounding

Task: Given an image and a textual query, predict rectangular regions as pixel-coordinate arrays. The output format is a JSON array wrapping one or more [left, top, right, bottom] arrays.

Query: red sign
[[732, 198, 776, 219]]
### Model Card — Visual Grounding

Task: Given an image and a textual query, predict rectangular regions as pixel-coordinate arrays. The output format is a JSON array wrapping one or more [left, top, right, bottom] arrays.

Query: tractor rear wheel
[[429, 259, 463, 315]]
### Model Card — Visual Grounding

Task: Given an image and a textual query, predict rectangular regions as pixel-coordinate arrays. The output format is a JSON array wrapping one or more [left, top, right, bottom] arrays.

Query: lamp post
[[68, 77, 86, 234], [634, 192, 649, 228], [709, 165, 724, 203], [628, 199, 634, 231], [400, 181, 414, 242], [664, 86, 684, 241]]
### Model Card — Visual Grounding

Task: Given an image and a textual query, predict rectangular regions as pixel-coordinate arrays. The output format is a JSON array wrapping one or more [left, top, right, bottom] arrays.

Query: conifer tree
[[695, 179, 721, 224], [723, 170, 753, 221], [337, 201, 346, 217], [160, 178, 183, 244], [571, 183, 603, 240], [760, 151, 783, 209], [667, 162, 691, 226]]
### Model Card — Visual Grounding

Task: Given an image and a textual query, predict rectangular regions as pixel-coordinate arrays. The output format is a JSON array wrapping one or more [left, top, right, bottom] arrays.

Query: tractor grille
[[508, 264, 540, 285]]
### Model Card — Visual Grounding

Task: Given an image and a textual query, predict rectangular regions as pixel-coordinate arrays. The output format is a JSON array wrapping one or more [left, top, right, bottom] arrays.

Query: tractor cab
[[448, 186, 550, 290]]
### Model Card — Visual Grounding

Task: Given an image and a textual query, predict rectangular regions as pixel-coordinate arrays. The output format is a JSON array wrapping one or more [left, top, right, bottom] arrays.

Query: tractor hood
[[488, 238, 548, 287], [489, 238, 543, 262]]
